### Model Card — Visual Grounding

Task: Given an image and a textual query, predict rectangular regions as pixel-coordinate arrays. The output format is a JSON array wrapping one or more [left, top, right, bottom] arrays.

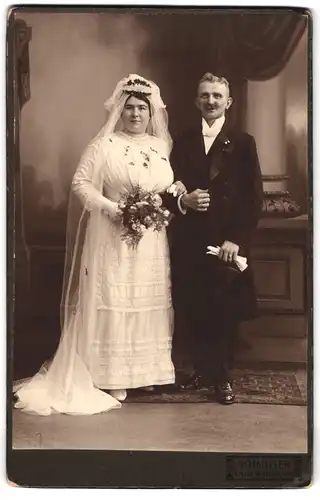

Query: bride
[[13, 74, 181, 415]]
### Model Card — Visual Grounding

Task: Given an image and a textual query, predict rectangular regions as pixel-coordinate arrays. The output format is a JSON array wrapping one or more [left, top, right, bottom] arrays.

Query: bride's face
[[122, 96, 151, 135]]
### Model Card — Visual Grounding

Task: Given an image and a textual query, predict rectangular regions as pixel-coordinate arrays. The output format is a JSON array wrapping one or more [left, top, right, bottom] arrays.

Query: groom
[[168, 73, 263, 404]]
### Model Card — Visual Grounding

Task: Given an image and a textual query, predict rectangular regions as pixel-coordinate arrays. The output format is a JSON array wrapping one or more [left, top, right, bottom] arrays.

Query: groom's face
[[196, 81, 232, 124]]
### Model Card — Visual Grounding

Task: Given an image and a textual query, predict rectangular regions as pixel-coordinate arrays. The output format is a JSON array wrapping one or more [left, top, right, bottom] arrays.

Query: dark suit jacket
[[166, 120, 264, 321]]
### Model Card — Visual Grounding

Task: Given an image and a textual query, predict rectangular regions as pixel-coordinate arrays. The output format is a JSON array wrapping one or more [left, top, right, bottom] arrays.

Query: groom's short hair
[[198, 73, 230, 95]]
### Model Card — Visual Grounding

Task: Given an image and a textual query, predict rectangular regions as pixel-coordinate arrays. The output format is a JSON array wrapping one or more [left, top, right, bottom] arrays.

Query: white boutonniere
[[222, 138, 233, 154]]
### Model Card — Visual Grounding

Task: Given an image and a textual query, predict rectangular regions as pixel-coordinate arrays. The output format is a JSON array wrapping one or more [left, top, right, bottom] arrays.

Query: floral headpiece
[[100, 74, 171, 153], [122, 77, 152, 96], [104, 74, 166, 112]]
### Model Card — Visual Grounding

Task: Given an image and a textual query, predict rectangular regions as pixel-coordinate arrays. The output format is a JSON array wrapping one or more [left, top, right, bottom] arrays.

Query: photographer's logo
[[226, 456, 302, 481]]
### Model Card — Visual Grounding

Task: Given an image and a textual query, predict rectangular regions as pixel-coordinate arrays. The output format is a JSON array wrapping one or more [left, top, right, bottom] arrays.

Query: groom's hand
[[181, 189, 210, 212], [219, 240, 239, 263]]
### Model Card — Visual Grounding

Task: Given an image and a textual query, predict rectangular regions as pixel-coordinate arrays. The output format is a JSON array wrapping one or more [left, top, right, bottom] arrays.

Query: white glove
[[206, 245, 248, 272]]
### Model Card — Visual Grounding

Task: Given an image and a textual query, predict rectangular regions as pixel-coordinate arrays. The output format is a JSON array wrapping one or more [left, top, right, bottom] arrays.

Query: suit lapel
[[187, 127, 207, 174], [186, 122, 233, 182], [191, 125, 206, 156], [207, 121, 232, 181]]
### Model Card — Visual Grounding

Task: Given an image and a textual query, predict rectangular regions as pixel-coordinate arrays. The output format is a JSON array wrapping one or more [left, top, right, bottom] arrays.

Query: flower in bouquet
[[151, 193, 162, 208], [144, 215, 153, 228], [118, 200, 127, 210], [117, 185, 171, 248]]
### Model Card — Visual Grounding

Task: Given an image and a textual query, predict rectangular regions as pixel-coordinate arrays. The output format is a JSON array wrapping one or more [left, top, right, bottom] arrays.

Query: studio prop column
[[247, 74, 300, 216], [239, 74, 308, 365]]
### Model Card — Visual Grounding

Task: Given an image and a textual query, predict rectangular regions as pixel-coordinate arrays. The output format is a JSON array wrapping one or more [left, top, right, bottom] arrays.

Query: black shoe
[[179, 374, 207, 391], [215, 381, 235, 405]]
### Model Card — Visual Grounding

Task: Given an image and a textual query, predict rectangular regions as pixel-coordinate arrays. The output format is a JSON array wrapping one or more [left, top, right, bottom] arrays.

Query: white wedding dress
[[13, 131, 175, 415]]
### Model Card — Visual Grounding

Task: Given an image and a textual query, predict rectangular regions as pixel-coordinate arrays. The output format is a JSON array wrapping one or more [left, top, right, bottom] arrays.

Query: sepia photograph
[[7, 5, 312, 488]]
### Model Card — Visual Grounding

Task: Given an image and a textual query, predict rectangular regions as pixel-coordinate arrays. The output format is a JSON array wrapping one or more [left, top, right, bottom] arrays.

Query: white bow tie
[[203, 128, 219, 138], [202, 116, 225, 138]]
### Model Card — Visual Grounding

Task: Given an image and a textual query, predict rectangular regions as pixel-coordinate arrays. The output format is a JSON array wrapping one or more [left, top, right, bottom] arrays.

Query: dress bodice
[[102, 132, 174, 201]]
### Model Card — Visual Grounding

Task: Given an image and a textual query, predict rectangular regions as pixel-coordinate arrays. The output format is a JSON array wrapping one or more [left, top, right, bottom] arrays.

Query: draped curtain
[[138, 9, 308, 134], [13, 10, 308, 157], [224, 10, 308, 80]]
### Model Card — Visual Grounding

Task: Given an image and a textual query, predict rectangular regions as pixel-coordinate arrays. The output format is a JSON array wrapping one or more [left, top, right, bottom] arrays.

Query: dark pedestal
[[237, 215, 309, 365]]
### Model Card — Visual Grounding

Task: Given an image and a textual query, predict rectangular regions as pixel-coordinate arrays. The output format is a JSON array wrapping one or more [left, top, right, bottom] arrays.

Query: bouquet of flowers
[[117, 185, 171, 248]]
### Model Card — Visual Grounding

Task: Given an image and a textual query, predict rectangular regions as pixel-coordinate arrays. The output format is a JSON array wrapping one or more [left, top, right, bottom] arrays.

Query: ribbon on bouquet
[[206, 246, 248, 272]]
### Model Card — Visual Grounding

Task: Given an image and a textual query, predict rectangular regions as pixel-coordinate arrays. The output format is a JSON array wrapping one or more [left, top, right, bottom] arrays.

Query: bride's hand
[[167, 181, 187, 197], [174, 181, 187, 196], [104, 201, 121, 222]]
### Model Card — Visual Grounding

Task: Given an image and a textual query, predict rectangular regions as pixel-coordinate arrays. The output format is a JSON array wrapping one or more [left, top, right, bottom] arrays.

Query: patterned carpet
[[126, 369, 307, 406]]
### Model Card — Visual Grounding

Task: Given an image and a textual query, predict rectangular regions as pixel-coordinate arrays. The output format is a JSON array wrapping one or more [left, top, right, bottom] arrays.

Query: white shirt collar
[[202, 115, 225, 137]]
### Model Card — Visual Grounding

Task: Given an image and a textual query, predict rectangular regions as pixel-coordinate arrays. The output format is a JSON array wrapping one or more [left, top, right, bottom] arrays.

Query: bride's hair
[[123, 91, 151, 115]]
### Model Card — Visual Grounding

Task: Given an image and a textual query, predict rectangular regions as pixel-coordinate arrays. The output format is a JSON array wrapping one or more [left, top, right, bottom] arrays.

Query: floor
[[12, 401, 308, 453]]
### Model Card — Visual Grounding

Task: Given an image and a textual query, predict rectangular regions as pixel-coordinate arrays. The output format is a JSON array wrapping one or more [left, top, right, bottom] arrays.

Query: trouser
[[191, 307, 237, 384], [174, 255, 239, 384]]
